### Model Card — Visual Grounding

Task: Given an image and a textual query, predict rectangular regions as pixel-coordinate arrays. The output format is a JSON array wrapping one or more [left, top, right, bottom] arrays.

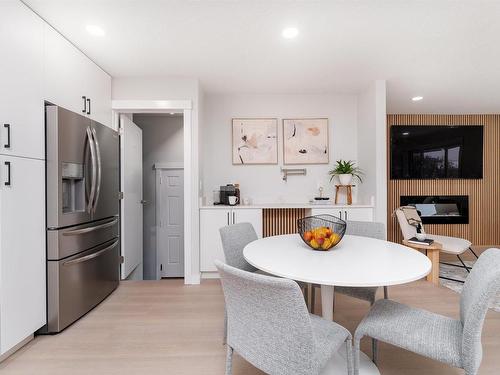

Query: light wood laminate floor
[[1, 279, 499, 374]]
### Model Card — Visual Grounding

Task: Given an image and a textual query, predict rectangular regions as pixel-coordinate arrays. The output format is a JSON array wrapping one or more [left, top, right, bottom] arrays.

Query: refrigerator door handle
[[91, 127, 102, 214], [63, 239, 119, 266], [62, 217, 118, 236], [86, 126, 97, 213]]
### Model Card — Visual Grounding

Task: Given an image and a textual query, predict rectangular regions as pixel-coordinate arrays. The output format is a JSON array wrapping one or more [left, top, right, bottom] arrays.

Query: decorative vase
[[338, 174, 353, 185]]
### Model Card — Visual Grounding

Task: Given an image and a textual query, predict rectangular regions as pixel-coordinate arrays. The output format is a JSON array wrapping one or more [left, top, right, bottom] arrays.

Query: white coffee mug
[[228, 196, 239, 205]]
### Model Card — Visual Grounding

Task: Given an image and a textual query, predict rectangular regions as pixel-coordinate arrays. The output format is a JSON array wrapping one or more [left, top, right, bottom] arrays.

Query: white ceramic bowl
[[416, 233, 427, 241]]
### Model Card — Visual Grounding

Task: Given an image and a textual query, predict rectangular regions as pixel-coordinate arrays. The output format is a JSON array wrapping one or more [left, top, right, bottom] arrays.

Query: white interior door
[[120, 115, 143, 279], [157, 168, 184, 278]]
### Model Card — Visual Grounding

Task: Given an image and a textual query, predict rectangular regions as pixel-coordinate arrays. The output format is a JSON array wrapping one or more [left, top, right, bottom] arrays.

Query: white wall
[[357, 80, 387, 227], [113, 77, 201, 284], [133, 114, 183, 280], [201, 93, 363, 204]]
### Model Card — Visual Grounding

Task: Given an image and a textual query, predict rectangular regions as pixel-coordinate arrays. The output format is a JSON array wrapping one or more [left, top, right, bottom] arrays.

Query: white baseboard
[[201, 272, 220, 279], [184, 272, 201, 284]]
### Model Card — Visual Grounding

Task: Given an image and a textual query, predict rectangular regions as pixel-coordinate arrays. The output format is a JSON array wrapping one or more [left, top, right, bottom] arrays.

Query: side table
[[403, 240, 442, 285]]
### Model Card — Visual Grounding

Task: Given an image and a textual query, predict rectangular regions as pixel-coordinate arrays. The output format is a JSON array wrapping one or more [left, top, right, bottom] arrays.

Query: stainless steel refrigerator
[[43, 105, 120, 333]]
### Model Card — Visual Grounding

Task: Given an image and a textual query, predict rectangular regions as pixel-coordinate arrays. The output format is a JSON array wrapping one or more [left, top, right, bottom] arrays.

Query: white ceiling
[[23, 0, 500, 113]]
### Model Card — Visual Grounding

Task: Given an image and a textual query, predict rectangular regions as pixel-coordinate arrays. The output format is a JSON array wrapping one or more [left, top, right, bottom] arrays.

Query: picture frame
[[232, 118, 278, 165], [283, 118, 329, 165]]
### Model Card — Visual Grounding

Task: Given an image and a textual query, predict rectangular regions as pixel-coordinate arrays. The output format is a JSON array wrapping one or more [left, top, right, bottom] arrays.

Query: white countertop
[[199, 202, 374, 209]]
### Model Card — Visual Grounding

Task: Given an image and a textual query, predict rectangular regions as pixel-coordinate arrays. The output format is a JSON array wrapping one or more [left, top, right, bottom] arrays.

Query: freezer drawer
[[47, 216, 119, 260], [46, 238, 119, 333]]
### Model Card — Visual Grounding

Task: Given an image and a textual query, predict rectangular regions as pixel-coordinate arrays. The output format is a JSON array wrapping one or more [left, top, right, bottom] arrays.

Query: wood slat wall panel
[[387, 115, 500, 247], [263, 208, 308, 237]]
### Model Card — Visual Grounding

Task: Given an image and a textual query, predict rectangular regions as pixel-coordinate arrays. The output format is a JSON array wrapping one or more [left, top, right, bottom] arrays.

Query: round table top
[[244, 234, 432, 287]]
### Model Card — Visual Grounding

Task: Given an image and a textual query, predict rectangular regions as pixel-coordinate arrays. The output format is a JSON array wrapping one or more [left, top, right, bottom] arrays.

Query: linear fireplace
[[400, 195, 469, 224]]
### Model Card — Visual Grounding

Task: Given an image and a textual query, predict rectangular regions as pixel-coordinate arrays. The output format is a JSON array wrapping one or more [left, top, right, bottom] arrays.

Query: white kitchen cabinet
[[85, 62, 112, 127], [200, 209, 229, 272], [200, 208, 263, 272], [0, 1, 45, 160], [233, 208, 263, 238], [43, 24, 112, 128], [311, 207, 373, 222], [0, 156, 45, 355]]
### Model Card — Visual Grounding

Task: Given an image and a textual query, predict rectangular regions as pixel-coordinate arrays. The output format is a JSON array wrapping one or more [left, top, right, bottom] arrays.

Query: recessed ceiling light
[[282, 27, 299, 39], [412, 96, 423, 102], [86, 24, 105, 37], [170, 112, 175, 115]]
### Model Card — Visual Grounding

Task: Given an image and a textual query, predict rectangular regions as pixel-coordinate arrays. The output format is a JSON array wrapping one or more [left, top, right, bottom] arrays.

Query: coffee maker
[[218, 184, 240, 205]]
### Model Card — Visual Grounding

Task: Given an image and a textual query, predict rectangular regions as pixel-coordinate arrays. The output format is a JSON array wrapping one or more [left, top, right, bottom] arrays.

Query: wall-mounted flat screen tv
[[390, 125, 483, 179]]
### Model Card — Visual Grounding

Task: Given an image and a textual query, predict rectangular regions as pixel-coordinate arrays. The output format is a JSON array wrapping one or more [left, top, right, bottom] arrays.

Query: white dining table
[[243, 233, 432, 375]]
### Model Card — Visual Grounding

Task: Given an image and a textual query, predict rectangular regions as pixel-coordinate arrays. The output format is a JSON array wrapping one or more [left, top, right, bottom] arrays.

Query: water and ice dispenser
[[61, 162, 85, 214]]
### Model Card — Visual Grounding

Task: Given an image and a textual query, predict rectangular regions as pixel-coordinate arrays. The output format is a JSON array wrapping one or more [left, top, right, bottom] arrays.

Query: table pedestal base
[[320, 346, 380, 375], [319, 285, 380, 374]]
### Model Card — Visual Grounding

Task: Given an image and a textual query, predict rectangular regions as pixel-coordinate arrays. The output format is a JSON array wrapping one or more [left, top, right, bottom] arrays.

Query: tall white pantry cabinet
[[0, 1, 111, 356]]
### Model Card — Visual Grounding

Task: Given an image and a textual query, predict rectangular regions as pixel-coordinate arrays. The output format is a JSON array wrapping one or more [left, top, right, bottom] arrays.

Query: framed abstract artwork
[[283, 118, 329, 164], [232, 118, 278, 165]]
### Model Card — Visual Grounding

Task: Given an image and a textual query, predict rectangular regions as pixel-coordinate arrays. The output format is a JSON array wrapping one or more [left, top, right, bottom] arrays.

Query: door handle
[[339, 210, 342, 220], [141, 199, 147, 205], [63, 239, 119, 266], [63, 217, 118, 236], [85, 126, 97, 213], [91, 127, 102, 213], [3, 124, 10, 148], [86, 98, 91, 115], [82, 96, 87, 113], [227, 212, 230, 225], [4, 161, 11, 186], [345, 210, 348, 220], [232, 211, 236, 224]]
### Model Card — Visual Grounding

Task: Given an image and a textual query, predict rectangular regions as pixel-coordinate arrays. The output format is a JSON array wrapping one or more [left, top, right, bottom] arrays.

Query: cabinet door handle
[[4, 161, 11, 186], [82, 96, 87, 113], [339, 210, 342, 220], [86, 98, 91, 115], [227, 212, 230, 225], [345, 210, 348, 221], [3, 124, 10, 148], [232, 211, 236, 224]]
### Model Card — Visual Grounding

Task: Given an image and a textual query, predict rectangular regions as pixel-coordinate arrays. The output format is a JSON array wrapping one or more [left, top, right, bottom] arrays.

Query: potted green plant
[[329, 160, 363, 185]]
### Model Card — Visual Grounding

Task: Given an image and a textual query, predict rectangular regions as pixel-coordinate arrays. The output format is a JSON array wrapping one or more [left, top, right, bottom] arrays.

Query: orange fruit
[[304, 231, 313, 241]]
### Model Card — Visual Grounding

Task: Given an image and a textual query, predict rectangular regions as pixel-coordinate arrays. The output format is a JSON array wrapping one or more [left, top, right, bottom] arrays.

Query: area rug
[[440, 260, 500, 312]]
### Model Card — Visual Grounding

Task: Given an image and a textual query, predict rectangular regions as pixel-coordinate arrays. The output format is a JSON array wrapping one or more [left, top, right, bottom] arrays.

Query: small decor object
[[283, 118, 328, 164], [334, 185, 353, 205], [297, 215, 346, 251], [329, 160, 363, 185], [408, 236, 434, 246], [232, 118, 278, 165], [314, 186, 330, 201]]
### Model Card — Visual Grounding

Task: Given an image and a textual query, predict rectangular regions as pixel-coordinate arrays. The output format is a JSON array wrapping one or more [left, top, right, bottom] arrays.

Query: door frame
[[112, 100, 199, 284], [154, 163, 184, 279]]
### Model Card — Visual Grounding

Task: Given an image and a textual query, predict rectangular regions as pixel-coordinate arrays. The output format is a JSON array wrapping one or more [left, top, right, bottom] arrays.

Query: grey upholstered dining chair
[[219, 222, 310, 342], [310, 221, 388, 313], [219, 222, 259, 273], [215, 260, 354, 375], [354, 248, 500, 375]]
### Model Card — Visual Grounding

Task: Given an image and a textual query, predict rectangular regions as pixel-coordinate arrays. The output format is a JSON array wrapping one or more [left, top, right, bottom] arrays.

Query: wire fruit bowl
[[297, 214, 346, 251]]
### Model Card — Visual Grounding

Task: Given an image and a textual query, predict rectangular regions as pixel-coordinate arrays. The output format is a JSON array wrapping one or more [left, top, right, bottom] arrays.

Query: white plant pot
[[338, 174, 353, 185]]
